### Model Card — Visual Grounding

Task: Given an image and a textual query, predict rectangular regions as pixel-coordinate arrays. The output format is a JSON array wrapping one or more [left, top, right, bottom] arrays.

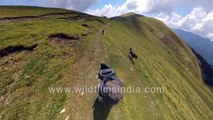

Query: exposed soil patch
[[80, 31, 92, 37], [81, 33, 88, 37], [82, 24, 93, 28], [159, 34, 176, 46], [48, 33, 81, 44], [158, 32, 185, 49], [0, 44, 38, 57], [66, 15, 92, 21], [65, 15, 105, 24], [49, 33, 80, 40], [161, 36, 173, 45]]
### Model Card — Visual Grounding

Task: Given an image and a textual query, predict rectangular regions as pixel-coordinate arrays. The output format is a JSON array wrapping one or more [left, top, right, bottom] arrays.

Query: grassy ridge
[[101, 16, 213, 119], [0, 6, 70, 18], [0, 6, 212, 120], [0, 9, 104, 119]]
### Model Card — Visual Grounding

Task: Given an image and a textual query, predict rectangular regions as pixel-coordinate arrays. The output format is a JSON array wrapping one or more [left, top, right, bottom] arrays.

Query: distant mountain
[[173, 29, 213, 66]]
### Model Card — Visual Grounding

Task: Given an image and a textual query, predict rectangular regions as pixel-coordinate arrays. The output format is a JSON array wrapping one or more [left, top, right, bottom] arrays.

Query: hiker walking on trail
[[97, 63, 123, 106]]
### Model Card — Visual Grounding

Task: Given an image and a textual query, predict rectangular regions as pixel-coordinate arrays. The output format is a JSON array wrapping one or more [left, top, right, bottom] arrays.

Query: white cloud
[[88, 0, 213, 41], [88, 0, 213, 17], [156, 8, 213, 41], [89, 0, 177, 17], [207, 33, 213, 41]]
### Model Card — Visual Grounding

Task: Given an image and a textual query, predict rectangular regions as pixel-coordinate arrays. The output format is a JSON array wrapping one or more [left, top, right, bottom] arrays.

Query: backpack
[[98, 64, 123, 105], [98, 63, 116, 80]]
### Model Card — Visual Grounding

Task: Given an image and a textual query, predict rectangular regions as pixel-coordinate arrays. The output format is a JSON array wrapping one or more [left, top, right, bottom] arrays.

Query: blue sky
[[174, 6, 192, 16], [0, 0, 212, 41], [88, 0, 125, 10]]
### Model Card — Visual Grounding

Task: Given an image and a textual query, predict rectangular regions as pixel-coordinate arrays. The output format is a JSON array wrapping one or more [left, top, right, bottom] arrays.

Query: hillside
[[0, 6, 71, 18], [0, 6, 213, 120], [173, 29, 213, 66]]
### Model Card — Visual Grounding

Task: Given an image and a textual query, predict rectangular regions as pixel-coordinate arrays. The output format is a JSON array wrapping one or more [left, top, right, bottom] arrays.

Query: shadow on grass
[[128, 55, 135, 65], [93, 98, 112, 120], [191, 48, 213, 87]]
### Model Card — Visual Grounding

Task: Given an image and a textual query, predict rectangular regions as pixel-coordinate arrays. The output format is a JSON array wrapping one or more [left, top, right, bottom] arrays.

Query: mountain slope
[[173, 29, 213, 66], [0, 7, 213, 120], [0, 6, 71, 18], [191, 49, 213, 87]]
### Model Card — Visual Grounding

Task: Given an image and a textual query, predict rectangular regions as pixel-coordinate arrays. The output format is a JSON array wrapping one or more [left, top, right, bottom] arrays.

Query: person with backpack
[[97, 63, 123, 106]]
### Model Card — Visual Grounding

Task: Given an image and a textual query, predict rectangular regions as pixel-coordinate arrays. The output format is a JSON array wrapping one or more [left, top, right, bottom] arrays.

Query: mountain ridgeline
[[173, 28, 213, 66], [0, 6, 212, 120]]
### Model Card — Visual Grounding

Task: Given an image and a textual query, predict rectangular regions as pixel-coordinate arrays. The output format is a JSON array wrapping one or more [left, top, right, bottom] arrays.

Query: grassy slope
[[0, 6, 70, 18], [0, 7, 212, 120], [103, 16, 213, 119]]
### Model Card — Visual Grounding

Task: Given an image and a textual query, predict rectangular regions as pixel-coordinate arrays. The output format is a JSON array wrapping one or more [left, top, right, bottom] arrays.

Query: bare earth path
[[59, 23, 110, 120]]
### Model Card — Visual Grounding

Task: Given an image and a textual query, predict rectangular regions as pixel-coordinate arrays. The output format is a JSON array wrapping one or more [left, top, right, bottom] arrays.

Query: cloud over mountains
[[156, 8, 213, 41], [88, 0, 213, 41]]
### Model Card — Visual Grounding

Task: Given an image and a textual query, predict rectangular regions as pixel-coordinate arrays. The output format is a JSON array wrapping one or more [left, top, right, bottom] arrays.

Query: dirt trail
[[61, 23, 110, 120]]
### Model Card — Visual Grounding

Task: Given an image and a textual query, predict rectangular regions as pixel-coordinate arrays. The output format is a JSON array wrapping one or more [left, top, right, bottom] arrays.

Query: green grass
[[0, 6, 212, 120], [0, 6, 70, 18], [100, 16, 213, 119]]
